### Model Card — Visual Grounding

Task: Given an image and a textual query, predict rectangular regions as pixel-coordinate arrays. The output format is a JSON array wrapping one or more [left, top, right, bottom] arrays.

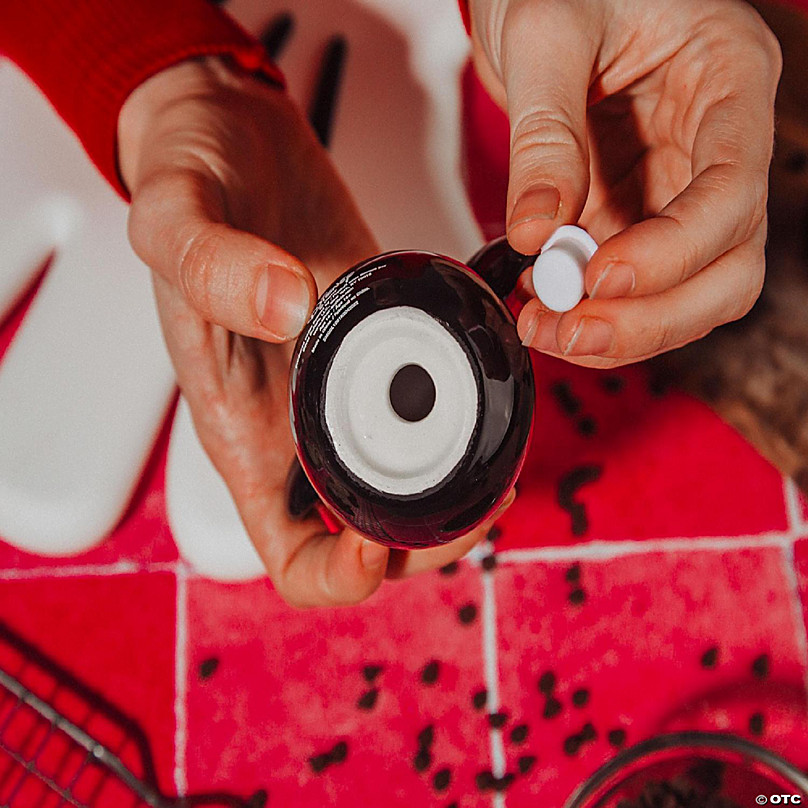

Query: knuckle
[[178, 227, 224, 320], [510, 108, 584, 169], [645, 317, 676, 357]]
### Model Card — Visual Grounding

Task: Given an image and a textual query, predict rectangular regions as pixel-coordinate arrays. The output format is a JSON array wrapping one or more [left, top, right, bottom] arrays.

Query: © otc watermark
[[756, 796, 803, 805]]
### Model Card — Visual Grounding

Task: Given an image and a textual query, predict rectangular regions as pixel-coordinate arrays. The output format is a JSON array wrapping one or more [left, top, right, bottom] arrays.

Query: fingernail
[[360, 538, 388, 571], [520, 310, 540, 346], [530, 312, 562, 353], [509, 184, 561, 230], [563, 317, 614, 356], [255, 267, 312, 340], [590, 262, 635, 300]]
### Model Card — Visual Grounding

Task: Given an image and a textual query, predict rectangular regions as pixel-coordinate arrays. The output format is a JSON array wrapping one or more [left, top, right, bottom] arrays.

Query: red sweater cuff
[[0, 0, 284, 199], [459, 0, 471, 34]]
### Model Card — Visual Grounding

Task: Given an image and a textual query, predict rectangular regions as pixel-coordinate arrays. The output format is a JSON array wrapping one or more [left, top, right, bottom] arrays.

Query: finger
[[385, 487, 516, 580], [258, 524, 391, 609], [500, 0, 596, 254], [129, 168, 316, 342], [587, 71, 778, 301], [519, 226, 766, 367]]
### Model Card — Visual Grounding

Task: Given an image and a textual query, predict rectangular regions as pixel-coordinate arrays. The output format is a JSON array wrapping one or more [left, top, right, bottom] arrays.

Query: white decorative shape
[[166, 400, 265, 580], [532, 225, 598, 312], [0, 61, 176, 555]]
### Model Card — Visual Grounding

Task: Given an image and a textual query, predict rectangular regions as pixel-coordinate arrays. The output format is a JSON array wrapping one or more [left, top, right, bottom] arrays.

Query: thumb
[[501, 3, 594, 254], [128, 167, 316, 343]]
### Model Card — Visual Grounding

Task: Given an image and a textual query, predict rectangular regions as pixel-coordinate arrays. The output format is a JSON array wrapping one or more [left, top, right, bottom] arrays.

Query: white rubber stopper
[[532, 225, 598, 312]]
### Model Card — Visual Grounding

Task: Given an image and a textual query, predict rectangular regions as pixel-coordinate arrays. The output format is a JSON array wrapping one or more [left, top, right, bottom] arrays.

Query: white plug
[[532, 225, 598, 312]]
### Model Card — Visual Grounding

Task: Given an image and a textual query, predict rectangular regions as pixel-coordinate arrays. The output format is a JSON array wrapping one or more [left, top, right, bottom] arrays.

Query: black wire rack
[[0, 623, 254, 808]]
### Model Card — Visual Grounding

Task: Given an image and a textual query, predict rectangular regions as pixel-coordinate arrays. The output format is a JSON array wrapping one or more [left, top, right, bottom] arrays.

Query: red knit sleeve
[[458, 0, 471, 33], [0, 0, 284, 198]]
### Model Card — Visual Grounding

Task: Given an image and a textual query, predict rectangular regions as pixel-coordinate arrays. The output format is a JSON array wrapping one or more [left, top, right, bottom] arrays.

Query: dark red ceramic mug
[[286, 238, 536, 548]]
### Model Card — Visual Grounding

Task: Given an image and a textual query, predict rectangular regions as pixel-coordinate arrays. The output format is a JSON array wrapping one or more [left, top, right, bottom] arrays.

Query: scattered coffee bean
[[543, 696, 562, 719], [357, 688, 379, 710], [472, 688, 488, 710], [551, 380, 581, 416], [247, 789, 268, 808], [198, 657, 219, 680], [749, 712, 765, 736], [568, 588, 587, 606], [558, 465, 603, 536], [601, 375, 625, 394], [421, 660, 440, 685], [701, 646, 719, 669], [608, 728, 627, 748], [309, 740, 348, 773], [309, 753, 330, 773], [488, 711, 508, 729], [458, 603, 478, 625], [363, 664, 383, 683], [510, 724, 529, 744], [751, 653, 770, 680], [481, 554, 498, 572], [475, 770, 496, 791], [581, 722, 597, 742], [433, 768, 452, 791], [439, 561, 459, 576], [414, 748, 432, 772], [518, 755, 536, 775], [577, 416, 597, 437], [563, 734, 583, 756], [487, 525, 502, 543], [417, 725, 435, 749], [565, 563, 581, 584], [572, 688, 590, 708], [331, 741, 347, 763], [538, 671, 557, 695]]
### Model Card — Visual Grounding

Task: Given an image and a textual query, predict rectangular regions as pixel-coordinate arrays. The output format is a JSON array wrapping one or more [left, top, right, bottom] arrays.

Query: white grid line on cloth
[[480, 542, 507, 806], [785, 477, 807, 534], [782, 476, 808, 704], [482, 531, 795, 567], [173, 562, 189, 797], [0, 559, 179, 579]]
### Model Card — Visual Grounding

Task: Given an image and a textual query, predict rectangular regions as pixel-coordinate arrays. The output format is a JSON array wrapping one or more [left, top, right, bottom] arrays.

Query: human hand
[[467, 0, 782, 367], [119, 57, 508, 606]]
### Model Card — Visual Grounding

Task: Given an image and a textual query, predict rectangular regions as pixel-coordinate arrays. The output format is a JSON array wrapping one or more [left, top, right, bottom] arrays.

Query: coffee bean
[[475, 771, 496, 791], [608, 728, 627, 748], [414, 748, 432, 772], [488, 711, 508, 729], [543, 696, 562, 719], [577, 417, 597, 437], [565, 563, 581, 584], [330, 741, 347, 763], [309, 753, 330, 773], [563, 734, 583, 756], [357, 688, 379, 710], [572, 688, 590, 708], [601, 375, 625, 394], [198, 657, 219, 679], [752, 654, 770, 680], [538, 671, 556, 695], [518, 755, 536, 775], [417, 725, 435, 749], [487, 525, 502, 543], [458, 603, 478, 625], [247, 789, 268, 808], [481, 554, 498, 572], [421, 660, 440, 685], [568, 588, 587, 606], [433, 768, 452, 791], [701, 646, 719, 669], [363, 664, 383, 682], [551, 380, 581, 416], [510, 724, 529, 744], [581, 722, 597, 742], [439, 561, 459, 576], [749, 712, 765, 736], [472, 689, 488, 710]]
